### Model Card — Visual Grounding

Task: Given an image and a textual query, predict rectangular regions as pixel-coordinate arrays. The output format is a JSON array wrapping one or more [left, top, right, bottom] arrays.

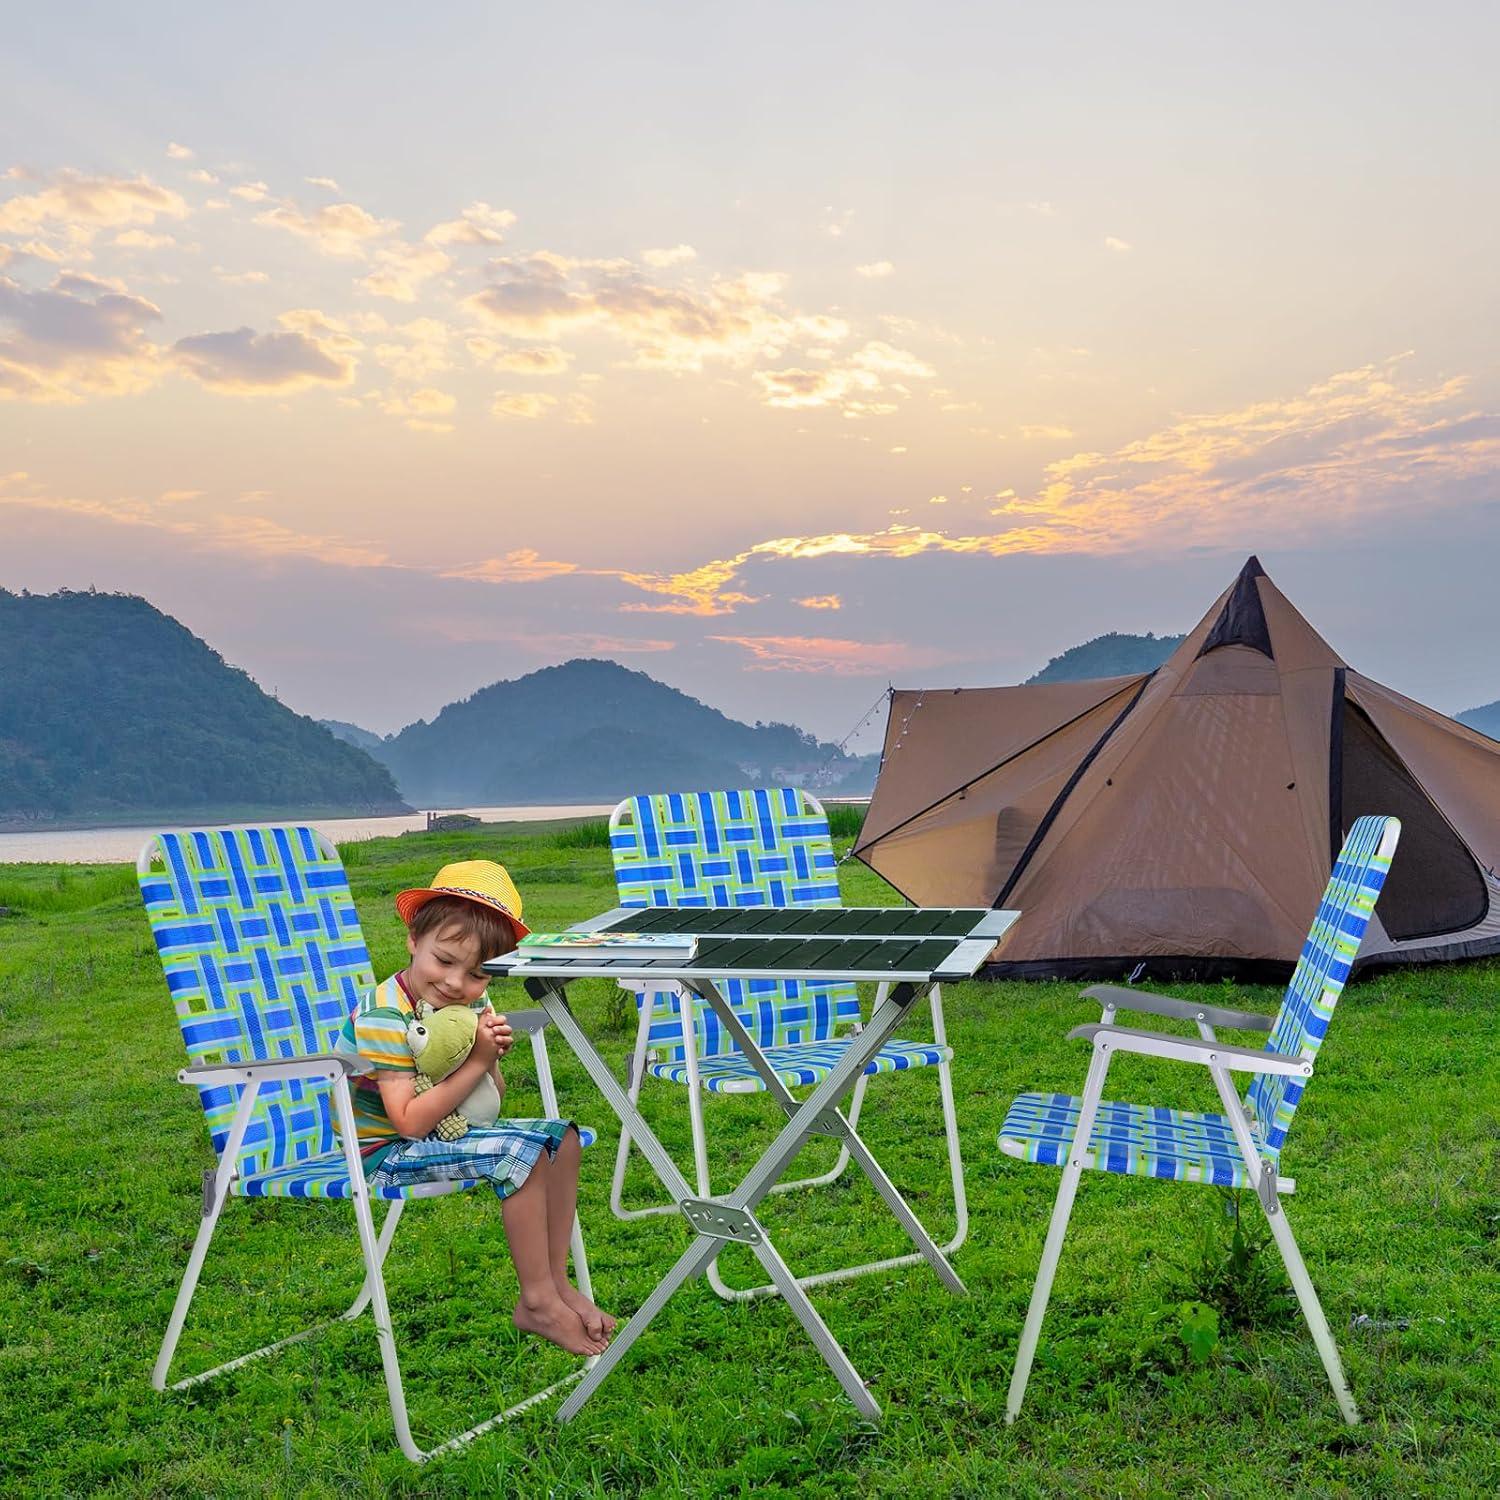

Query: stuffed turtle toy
[[406, 1001, 502, 1142]]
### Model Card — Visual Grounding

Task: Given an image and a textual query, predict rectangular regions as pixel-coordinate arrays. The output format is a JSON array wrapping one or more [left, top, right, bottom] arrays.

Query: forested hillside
[[0, 590, 406, 822], [1025, 631, 1184, 683], [1457, 700, 1500, 740], [373, 658, 876, 803]]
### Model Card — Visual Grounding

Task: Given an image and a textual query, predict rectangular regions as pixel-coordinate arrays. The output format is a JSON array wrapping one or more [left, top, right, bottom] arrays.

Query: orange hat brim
[[394, 885, 531, 941]]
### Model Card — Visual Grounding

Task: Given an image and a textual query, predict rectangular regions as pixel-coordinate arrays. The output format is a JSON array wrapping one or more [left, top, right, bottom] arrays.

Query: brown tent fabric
[[855, 557, 1500, 981]]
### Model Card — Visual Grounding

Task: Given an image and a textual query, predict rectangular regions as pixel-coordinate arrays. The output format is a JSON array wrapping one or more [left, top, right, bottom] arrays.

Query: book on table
[[518, 931, 700, 961]]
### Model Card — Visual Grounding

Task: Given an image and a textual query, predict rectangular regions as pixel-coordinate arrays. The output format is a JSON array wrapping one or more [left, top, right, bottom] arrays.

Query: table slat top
[[483, 907, 1018, 984]]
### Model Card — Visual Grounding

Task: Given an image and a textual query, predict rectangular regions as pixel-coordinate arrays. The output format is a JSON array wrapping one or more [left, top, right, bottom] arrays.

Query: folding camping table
[[484, 904, 1019, 1420]]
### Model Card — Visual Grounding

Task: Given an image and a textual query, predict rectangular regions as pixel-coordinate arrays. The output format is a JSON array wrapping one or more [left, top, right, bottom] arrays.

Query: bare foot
[[513, 1293, 607, 1357], [556, 1280, 617, 1341]]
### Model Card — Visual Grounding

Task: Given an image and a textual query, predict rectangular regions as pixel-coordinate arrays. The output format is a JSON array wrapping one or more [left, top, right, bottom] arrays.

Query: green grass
[[5, 820, 1499, 1496]]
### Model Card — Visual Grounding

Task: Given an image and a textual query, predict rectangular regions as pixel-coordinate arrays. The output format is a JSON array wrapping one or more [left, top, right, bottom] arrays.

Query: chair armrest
[[1082, 984, 1276, 1032], [178, 1052, 374, 1087], [1066, 1023, 1311, 1077]]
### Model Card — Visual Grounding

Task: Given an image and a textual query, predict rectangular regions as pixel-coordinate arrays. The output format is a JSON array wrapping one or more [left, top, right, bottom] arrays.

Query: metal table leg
[[528, 975, 960, 1423], [687, 976, 967, 1295]]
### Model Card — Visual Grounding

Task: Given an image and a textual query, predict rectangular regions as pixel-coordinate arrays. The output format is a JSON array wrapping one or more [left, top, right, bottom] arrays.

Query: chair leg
[[609, 1000, 680, 1222], [329, 1081, 591, 1462], [152, 1174, 229, 1390], [342, 1199, 405, 1320], [1261, 1198, 1360, 1424], [1007, 1042, 1111, 1423]]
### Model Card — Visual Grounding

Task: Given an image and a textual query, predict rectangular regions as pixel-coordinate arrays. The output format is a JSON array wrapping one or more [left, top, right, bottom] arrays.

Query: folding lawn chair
[[137, 824, 596, 1463], [607, 787, 967, 1300], [1000, 813, 1401, 1425]]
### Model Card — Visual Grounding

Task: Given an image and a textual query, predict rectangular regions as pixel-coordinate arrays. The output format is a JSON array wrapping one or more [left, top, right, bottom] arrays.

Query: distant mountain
[[371, 658, 876, 803], [319, 719, 389, 753], [1457, 700, 1500, 740], [1025, 631, 1185, 684], [0, 590, 407, 823]]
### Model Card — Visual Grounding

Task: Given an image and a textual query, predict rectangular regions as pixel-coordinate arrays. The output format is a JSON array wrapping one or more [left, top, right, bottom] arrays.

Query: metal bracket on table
[[805, 1108, 851, 1139], [680, 1199, 765, 1245], [201, 1166, 218, 1218]]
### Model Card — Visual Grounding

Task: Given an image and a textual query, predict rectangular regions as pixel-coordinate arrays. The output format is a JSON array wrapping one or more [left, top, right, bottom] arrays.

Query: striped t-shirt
[[334, 973, 489, 1160]]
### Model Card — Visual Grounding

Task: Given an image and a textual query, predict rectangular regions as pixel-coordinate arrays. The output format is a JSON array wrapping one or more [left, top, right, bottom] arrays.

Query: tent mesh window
[[1340, 700, 1485, 941]]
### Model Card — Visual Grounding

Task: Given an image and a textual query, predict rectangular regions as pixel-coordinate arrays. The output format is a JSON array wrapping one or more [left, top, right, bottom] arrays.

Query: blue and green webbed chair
[[1000, 813, 1401, 1425], [607, 787, 968, 1301], [138, 824, 595, 1463]]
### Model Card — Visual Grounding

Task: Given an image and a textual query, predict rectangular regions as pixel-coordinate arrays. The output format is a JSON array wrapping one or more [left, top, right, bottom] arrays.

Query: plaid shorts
[[366, 1119, 573, 1200]]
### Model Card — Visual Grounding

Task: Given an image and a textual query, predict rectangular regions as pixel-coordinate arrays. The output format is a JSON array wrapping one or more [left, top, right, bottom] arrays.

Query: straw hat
[[394, 859, 530, 939]]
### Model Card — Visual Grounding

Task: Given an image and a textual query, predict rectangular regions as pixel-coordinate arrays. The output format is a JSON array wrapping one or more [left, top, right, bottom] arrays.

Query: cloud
[[159, 488, 204, 503], [230, 181, 271, 203], [188, 168, 219, 185], [0, 169, 188, 244], [854, 260, 895, 278], [466, 337, 571, 375], [368, 314, 452, 380], [795, 595, 841, 610], [642, 244, 697, 268], [166, 143, 195, 161], [114, 229, 175, 249], [171, 323, 355, 394], [753, 340, 935, 417], [358, 239, 450, 301], [1019, 423, 1074, 440], [490, 390, 556, 419], [468, 254, 849, 373], [445, 548, 581, 583], [0, 482, 391, 570], [1103, 236, 1132, 252], [707, 634, 953, 674], [306, 176, 340, 192], [424, 202, 515, 247], [0, 271, 163, 401], [256, 197, 398, 256], [212, 265, 270, 284], [379, 385, 457, 432], [617, 357, 1500, 615]]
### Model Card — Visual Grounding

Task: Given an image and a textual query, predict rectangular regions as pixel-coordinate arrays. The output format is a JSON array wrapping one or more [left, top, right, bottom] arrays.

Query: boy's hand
[[480, 1008, 514, 1059], [470, 1020, 503, 1067]]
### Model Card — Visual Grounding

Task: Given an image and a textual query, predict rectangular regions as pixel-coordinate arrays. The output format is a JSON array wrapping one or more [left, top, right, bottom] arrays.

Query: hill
[[1457, 700, 1500, 740], [0, 590, 407, 824], [1025, 631, 1185, 683], [372, 658, 876, 803], [319, 718, 389, 753]]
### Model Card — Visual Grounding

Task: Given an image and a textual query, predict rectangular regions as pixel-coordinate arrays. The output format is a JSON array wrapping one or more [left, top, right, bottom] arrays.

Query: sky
[[3, 2, 1498, 749]]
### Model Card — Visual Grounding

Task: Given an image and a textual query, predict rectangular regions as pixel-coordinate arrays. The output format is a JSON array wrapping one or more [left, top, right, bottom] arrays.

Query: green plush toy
[[406, 1002, 502, 1142]]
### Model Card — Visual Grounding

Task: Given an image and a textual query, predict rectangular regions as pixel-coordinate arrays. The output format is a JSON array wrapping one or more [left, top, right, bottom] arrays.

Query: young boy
[[337, 859, 615, 1357]]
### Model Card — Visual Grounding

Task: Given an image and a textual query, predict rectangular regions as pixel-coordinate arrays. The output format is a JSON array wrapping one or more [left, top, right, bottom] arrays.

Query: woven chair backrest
[[138, 825, 374, 1180], [610, 788, 861, 1061], [1247, 814, 1400, 1155]]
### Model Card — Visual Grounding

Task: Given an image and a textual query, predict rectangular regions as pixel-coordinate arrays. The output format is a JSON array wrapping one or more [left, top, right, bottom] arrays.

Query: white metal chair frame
[[1005, 816, 1403, 1426], [140, 831, 596, 1464], [1006, 1001, 1353, 1422], [605, 794, 968, 1302]]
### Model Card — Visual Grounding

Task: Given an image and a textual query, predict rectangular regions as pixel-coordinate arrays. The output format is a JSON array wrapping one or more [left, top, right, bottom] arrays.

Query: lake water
[[0, 804, 615, 865]]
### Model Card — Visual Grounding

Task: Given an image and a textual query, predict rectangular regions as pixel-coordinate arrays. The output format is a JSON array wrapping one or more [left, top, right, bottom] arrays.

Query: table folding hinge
[[679, 1199, 765, 1244], [807, 1108, 851, 1139], [1256, 1160, 1280, 1215]]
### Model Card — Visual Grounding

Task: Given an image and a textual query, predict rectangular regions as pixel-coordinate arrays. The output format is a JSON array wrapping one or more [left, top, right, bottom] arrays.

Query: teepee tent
[[855, 557, 1500, 980]]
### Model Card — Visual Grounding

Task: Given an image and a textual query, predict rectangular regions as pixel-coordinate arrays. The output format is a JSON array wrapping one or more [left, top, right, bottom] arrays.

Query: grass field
[[4, 819, 1499, 1496]]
